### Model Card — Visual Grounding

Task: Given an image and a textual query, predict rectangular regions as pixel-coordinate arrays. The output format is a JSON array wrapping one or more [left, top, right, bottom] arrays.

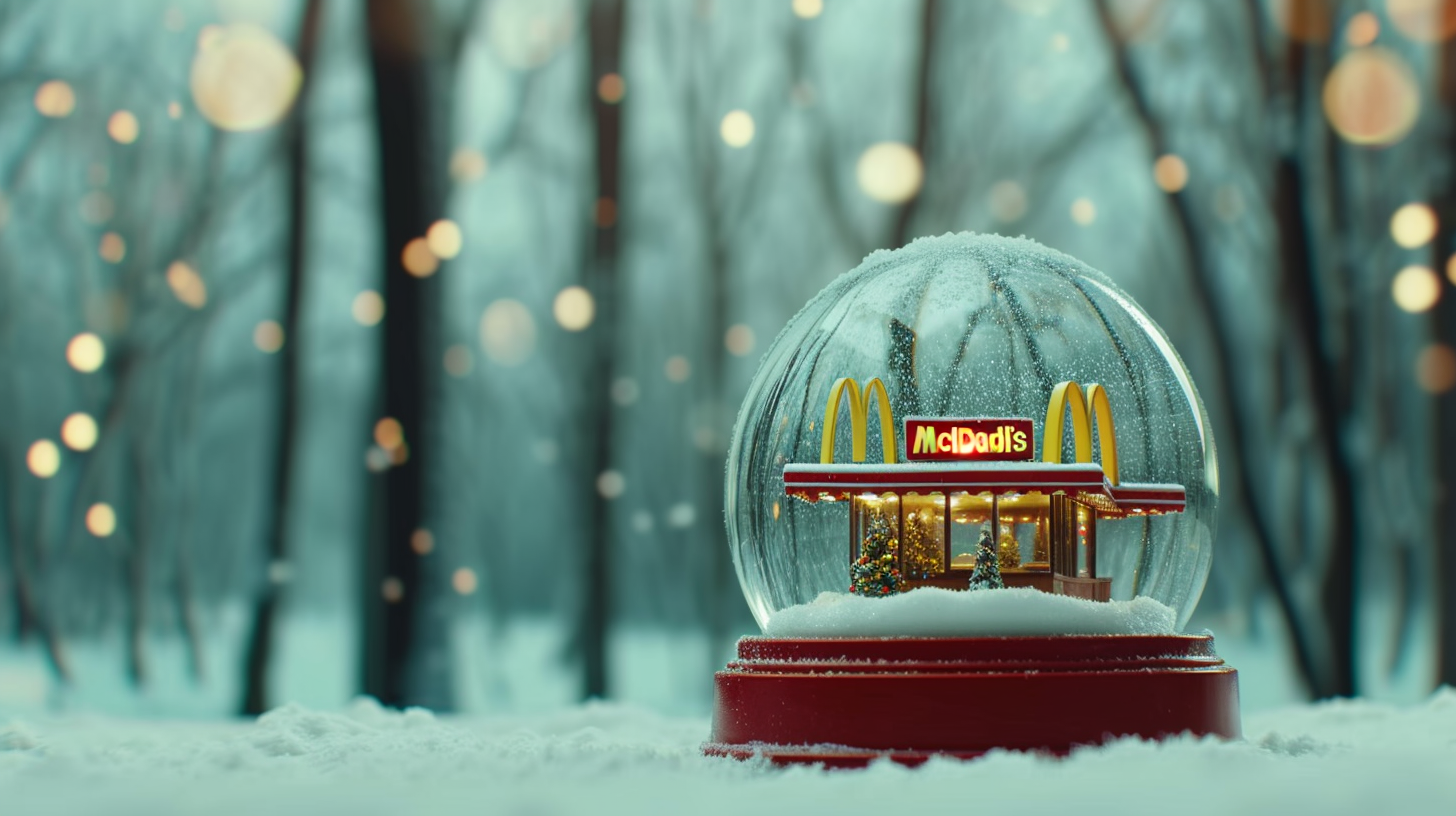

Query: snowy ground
[[3, 691, 1456, 815]]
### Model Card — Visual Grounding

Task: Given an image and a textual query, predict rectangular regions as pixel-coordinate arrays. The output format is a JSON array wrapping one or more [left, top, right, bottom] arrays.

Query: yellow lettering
[[957, 427, 975, 454], [913, 425, 936, 454], [938, 431, 953, 452], [989, 427, 1006, 453]]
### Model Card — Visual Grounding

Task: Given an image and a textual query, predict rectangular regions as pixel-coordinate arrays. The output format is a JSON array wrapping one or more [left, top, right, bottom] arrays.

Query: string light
[[1153, 154, 1188, 193], [1390, 203, 1437, 248], [191, 23, 302, 131], [1323, 47, 1420, 146], [1391, 265, 1440, 312], [352, 290, 384, 326], [166, 261, 208, 308], [34, 80, 75, 117], [665, 355, 691, 382], [61, 413, 98, 451], [725, 324, 756, 356], [108, 111, 140, 144], [1071, 198, 1097, 225], [253, 320, 284, 353], [480, 299, 536, 365]]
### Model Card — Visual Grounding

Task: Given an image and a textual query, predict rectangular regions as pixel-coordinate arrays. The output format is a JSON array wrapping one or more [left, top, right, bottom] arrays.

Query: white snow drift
[[763, 587, 1177, 638]]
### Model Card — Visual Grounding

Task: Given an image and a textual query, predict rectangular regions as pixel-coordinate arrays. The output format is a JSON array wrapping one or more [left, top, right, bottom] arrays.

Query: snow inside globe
[[725, 233, 1217, 639]]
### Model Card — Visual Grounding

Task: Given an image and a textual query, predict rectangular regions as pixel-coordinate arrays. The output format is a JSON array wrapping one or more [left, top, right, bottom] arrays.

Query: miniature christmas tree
[[968, 528, 1005, 590], [851, 510, 903, 596], [997, 527, 1021, 569], [901, 510, 942, 579]]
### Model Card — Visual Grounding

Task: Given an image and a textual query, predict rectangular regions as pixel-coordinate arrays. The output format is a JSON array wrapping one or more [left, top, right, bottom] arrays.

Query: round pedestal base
[[706, 634, 1240, 767]]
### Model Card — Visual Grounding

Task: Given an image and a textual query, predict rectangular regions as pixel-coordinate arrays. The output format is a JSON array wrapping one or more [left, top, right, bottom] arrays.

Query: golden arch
[[1041, 380, 1120, 485], [820, 377, 897, 465]]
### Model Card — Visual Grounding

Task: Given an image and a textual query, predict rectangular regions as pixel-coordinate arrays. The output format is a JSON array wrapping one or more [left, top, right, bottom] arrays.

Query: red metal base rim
[[709, 633, 1240, 766]]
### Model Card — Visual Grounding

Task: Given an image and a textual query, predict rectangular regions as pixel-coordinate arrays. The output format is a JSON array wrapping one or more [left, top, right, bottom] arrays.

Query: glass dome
[[725, 233, 1218, 632]]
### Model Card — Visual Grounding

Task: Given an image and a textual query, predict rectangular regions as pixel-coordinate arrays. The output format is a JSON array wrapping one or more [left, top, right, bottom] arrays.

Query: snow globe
[[707, 234, 1240, 765]]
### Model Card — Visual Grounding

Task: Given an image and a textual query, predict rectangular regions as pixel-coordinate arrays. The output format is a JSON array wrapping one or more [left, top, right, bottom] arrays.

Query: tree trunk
[[363, 0, 444, 709], [241, 0, 324, 717], [580, 0, 625, 701]]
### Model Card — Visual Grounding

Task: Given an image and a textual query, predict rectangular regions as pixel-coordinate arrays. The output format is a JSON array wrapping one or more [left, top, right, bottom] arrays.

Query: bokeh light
[[26, 440, 60, 478], [61, 413, 98, 452], [1447, 254, 1456, 285], [66, 332, 105, 372], [426, 219, 462, 260], [190, 23, 302, 131], [166, 261, 208, 308], [108, 111, 139, 144], [725, 324, 756, 356], [1346, 11, 1380, 45], [1153, 154, 1189, 193], [452, 567, 478, 595], [85, 503, 117, 537], [1416, 343, 1456, 393], [98, 232, 126, 263], [443, 344, 473, 377], [596, 470, 626, 499], [989, 180, 1027, 223], [594, 197, 617, 228], [1071, 197, 1097, 225], [34, 80, 75, 118], [480, 299, 536, 365], [1323, 47, 1420, 146], [597, 73, 625, 104], [553, 285, 595, 331], [1387, 0, 1456, 43], [381, 577, 404, 603], [401, 238, 439, 277], [374, 417, 404, 451], [1391, 265, 1441, 312], [254, 320, 284, 353], [793, 0, 823, 18], [450, 148, 488, 183], [352, 290, 384, 326], [855, 142, 924, 204], [1390, 202, 1438, 248], [720, 110, 755, 148], [665, 355, 691, 382], [410, 529, 435, 556]]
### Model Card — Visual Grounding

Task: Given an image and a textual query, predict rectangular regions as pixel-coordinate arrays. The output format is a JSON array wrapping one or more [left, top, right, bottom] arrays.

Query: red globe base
[[706, 633, 1240, 768]]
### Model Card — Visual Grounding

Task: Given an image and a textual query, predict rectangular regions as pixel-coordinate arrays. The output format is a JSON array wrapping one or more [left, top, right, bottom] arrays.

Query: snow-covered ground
[[765, 587, 1177, 637], [3, 691, 1455, 815]]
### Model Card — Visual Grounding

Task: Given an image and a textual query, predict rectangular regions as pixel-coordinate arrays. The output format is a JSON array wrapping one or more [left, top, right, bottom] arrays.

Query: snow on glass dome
[[725, 233, 1217, 634]]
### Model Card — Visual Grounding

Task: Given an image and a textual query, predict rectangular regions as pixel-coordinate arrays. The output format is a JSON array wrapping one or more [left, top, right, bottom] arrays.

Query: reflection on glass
[[948, 492, 992, 570], [997, 493, 1051, 569]]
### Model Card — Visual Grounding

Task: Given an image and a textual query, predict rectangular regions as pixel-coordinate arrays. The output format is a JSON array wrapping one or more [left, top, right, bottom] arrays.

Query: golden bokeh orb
[[190, 23, 302, 132], [34, 80, 76, 118], [61, 413, 99, 451], [1153, 154, 1189, 193], [1391, 265, 1441, 312], [426, 220, 463, 260], [352, 290, 385, 326], [553, 285, 595, 331], [26, 440, 61, 478], [85, 503, 117, 537], [855, 142, 924, 205], [1323, 47, 1420, 146], [1390, 202, 1438, 248], [720, 110, 755, 148], [66, 332, 106, 372], [1387, 0, 1456, 43], [1416, 343, 1456, 393]]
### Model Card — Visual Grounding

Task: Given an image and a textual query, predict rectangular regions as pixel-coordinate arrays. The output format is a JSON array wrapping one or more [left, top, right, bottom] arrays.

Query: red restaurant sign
[[904, 418, 1035, 462]]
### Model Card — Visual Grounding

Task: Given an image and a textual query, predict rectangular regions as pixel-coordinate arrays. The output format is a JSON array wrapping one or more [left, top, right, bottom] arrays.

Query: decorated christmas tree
[[901, 510, 942, 579], [968, 528, 1005, 591], [998, 527, 1021, 569], [851, 510, 902, 596]]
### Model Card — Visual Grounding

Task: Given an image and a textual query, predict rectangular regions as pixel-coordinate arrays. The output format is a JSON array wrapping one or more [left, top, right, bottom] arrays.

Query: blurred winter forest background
[[2, 0, 1456, 717]]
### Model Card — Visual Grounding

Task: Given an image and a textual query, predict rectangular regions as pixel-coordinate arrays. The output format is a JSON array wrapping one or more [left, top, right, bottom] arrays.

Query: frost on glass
[[725, 233, 1218, 631]]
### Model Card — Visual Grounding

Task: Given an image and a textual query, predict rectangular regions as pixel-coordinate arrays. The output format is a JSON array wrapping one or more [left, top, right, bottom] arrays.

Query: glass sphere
[[725, 233, 1217, 632]]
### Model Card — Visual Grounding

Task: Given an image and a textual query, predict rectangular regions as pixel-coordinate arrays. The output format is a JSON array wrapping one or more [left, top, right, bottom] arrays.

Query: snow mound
[[764, 587, 1177, 637], [4, 692, 1456, 814]]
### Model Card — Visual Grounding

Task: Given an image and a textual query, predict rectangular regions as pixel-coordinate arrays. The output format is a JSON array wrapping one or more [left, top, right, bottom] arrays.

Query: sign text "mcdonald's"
[[905, 418, 1034, 462]]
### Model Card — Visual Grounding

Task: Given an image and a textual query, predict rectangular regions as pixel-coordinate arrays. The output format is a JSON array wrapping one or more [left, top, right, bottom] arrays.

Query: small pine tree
[[968, 528, 1005, 591], [851, 510, 903, 596]]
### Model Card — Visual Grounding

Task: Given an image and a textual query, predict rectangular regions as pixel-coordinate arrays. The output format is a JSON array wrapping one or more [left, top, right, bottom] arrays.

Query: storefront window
[[901, 492, 945, 579], [996, 493, 1051, 569], [948, 492, 993, 570]]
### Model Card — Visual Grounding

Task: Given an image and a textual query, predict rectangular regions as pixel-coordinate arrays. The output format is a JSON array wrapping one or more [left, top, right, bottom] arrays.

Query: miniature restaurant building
[[783, 378, 1186, 601]]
